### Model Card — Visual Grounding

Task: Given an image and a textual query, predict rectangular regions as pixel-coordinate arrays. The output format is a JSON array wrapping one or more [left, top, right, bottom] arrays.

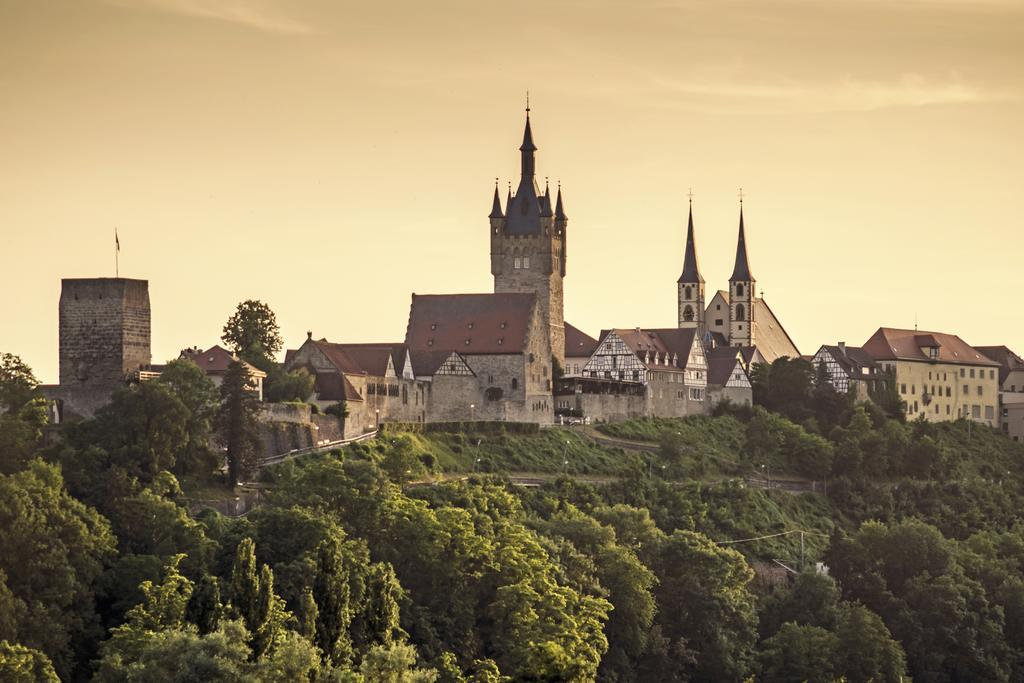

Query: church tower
[[728, 203, 756, 347], [677, 198, 705, 333], [490, 108, 567, 365]]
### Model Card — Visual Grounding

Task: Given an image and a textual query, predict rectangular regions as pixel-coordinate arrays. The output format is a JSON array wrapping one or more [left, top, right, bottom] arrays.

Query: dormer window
[[427, 339, 434, 347], [430, 323, 437, 331], [500, 322, 507, 329], [464, 339, 471, 346], [467, 322, 474, 330]]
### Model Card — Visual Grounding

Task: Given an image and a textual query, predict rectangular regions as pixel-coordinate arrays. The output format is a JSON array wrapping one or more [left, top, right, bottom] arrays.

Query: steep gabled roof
[[313, 372, 362, 402], [862, 327, 998, 367], [751, 298, 800, 362], [405, 293, 537, 355], [181, 345, 266, 378], [707, 346, 745, 386], [607, 327, 699, 372], [973, 345, 1024, 385], [565, 322, 599, 358], [818, 345, 877, 378]]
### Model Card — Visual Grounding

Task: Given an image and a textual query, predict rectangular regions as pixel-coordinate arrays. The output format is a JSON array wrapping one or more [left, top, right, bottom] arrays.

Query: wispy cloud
[[104, 0, 315, 35], [644, 71, 1017, 113]]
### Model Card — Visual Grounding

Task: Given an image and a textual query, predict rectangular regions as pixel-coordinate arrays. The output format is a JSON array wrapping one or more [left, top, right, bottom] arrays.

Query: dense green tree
[[186, 574, 223, 635], [263, 365, 315, 403], [0, 353, 38, 414], [759, 571, 840, 637], [0, 641, 59, 683], [216, 361, 263, 487], [833, 602, 907, 683], [828, 519, 1009, 681], [758, 622, 838, 683], [0, 461, 115, 678], [0, 397, 48, 474], [359, 642, 438, 682], [651, 530, 757, 681], [221, 300, 283, 365], [313, 536, 354, 665], [154, 358, 220, 477]]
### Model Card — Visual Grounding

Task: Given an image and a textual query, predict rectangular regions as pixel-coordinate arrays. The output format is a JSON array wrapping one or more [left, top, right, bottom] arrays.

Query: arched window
[[684, 286, 692, 299], [735, 283, 744, 296], [736, 304, 745, 321], [683, 305, 694, 322]]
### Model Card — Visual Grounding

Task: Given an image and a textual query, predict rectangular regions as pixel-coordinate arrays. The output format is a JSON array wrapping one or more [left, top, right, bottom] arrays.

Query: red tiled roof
[[707, 346, 744, 386], [862, 328, 998, 367], [404, 293, 536, 355], [182, 345, 266, 377], [607, 327, 699, 372], [565, 322, 599, 358], [314, 342, 408, 378]]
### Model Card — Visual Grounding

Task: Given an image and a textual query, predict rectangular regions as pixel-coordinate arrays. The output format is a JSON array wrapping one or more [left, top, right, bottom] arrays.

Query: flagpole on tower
[[115, 228, 120, 278]]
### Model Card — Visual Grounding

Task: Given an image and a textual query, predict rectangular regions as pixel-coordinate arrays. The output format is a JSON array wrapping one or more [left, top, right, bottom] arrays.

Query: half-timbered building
[[811, 343, 880, 399], [706, 346, 753, 407], [573, 327, 708, 419]]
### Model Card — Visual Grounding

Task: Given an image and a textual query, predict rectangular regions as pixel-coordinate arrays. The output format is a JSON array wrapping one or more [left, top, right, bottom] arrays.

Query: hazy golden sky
[[2, 0, 1022, 382]]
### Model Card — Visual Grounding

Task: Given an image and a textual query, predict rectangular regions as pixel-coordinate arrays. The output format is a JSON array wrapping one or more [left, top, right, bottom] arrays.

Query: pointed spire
[[555, 182, 567, 220], [677, 197, 703, 283], [489, 179, 504, 219], [729, 203, 754, 282]]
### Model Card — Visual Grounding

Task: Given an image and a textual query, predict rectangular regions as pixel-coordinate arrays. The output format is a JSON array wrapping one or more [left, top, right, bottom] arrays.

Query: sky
[[1, 0, 1022, 383]]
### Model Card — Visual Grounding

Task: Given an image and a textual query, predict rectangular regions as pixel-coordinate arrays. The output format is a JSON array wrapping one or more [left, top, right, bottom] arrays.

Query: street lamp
[[375, 409, 380, 431], [473, 457, 482, 473], [470, 403, 475, 421], [562, 440, 570, 474]]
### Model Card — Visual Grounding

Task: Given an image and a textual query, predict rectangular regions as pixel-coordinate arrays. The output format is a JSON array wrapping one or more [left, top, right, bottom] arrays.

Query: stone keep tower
[[677, 201, 705, 333], [490, 110, 567, 366], [59, 278, 151, 389], [728, 206, 756, 347]]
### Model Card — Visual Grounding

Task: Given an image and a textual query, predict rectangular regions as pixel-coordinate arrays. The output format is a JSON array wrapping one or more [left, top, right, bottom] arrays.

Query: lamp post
[[375, 409, 380, 431], [470, 403, 475, 421], [562, 440, 570, 474]]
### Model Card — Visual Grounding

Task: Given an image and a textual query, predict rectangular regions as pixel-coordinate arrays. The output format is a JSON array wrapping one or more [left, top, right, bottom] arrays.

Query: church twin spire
[[678, 197, 754, 284]]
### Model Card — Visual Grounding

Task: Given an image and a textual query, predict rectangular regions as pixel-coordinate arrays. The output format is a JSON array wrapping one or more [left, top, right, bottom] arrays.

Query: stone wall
[[707, 385, 753, 409]]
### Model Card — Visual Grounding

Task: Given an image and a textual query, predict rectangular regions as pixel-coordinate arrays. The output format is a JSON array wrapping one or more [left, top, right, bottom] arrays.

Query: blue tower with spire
[[489, 105, 567, 365]]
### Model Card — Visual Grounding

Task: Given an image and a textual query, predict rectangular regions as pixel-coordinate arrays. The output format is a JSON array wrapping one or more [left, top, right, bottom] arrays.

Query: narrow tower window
[[684, 286, 692, 299], [736, 283, 744, 296], [736, 304, 745, 321]]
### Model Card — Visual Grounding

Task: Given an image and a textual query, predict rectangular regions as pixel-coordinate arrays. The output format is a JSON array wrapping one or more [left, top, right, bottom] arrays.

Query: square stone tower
[[59, 278, 151, 390]]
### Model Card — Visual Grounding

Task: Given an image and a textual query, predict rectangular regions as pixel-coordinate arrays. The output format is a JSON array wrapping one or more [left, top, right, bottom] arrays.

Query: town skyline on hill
[[2, 0, 1022, 382]]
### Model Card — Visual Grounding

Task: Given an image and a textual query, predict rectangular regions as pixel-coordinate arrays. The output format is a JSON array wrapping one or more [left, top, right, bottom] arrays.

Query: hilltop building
[[139, 345, 266, 400], [811, 343, 881, 400], [42, 277, 152, 420], [677, 201, 800, 363], [861, 327, 999, 426], [705, 346, 754, 407], [564, 323, 599, 378], [285, 336, 424, 436], [974, 345, 1024, 441]]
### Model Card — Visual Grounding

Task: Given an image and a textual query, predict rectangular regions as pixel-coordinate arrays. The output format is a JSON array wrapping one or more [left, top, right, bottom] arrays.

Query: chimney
[[838, 341, 846, 355]]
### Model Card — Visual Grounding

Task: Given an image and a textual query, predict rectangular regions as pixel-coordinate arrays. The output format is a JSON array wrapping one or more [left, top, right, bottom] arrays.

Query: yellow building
[[974, 346, 1024, 441], [862, 328, 1000, 426]]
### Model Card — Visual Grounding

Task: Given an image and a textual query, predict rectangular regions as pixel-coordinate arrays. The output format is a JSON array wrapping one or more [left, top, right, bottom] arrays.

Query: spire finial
[[688, 187, 694, 207], [738, 187, 744, 205], [526, 90, 530, 115]]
